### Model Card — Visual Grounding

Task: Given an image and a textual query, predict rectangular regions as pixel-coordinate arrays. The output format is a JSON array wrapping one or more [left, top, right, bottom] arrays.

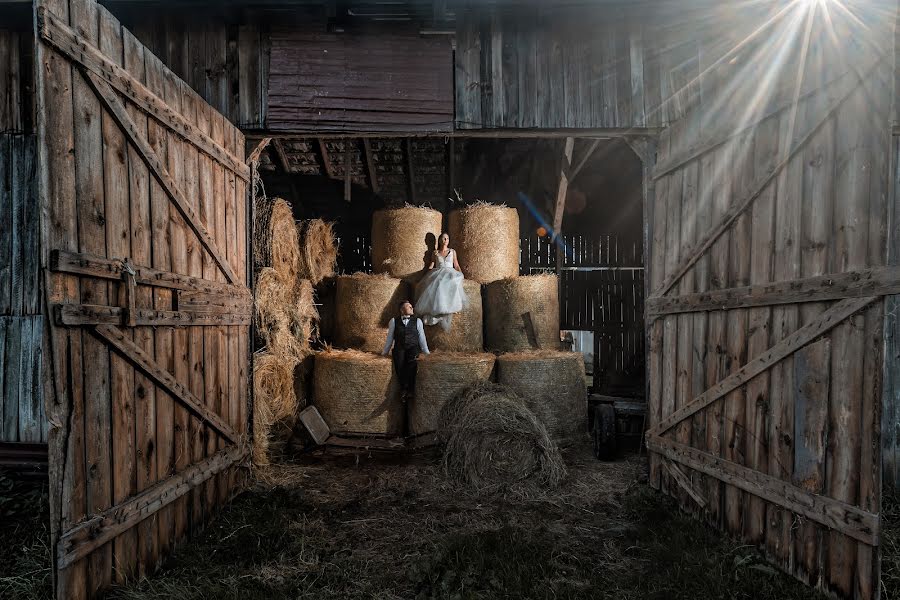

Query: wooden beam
[[246, 136, 272, 165], [270, 137, 292, 173], [38, 8, 249, 181], [648, 296, 877, 437], [50, 249, 250, 299], [57, 444, 247, 569], [362, 138, 379, 195], [569, 138, 600, 184], [647, 437, 878, 546], [267, 129, 661, 139], [663, 459, 707, 509], [55, 304, 251, 327], [80, 69, 239, 284], [318, 138, 335, 178], [405, 138, 416, 204], [646, 265, 900, 317], [344, 141, 352, 202], [653, 62, 877, 298], [551, 137, 575, 240], [92, 324, 238, 443]]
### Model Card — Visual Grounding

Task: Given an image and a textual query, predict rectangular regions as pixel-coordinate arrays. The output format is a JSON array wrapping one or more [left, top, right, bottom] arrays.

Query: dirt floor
[[0, 472, 52, 599], [101, 445, 835, 600]]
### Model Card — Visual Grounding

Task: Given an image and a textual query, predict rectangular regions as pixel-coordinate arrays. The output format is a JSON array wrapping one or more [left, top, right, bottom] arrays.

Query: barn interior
[[0, 0, 898, 598]]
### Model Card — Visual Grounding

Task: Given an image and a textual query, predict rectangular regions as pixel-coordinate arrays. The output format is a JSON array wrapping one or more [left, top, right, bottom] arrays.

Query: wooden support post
[[344, 141, 352, 202], [552, 137, 575, 241], [569, 138, 600, 184], [271, 138, 291, 174], [406, 138, 416, 204], [318, 138, 334, 179], [363, 138, 379, 195], [246, 137, 272, 165]]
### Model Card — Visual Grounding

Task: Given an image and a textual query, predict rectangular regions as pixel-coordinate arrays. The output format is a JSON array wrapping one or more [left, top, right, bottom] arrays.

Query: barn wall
[[0, 133, 44, 444], [0, 5, 36, 134], [644, 2, 894, 598]]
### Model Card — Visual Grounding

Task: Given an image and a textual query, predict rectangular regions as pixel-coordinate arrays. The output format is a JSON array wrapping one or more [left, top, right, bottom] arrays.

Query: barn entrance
[[247, 133, 647, 460]]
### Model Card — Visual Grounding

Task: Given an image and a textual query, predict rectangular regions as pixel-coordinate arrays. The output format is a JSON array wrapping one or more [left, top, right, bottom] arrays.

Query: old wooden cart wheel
[[593, 404, 617, 461]]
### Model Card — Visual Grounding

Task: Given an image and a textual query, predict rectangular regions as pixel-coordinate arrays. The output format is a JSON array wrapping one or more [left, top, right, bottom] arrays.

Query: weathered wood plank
[[647, 437, 878, 546], [650, 296, 876, 437], [647, 265, 900, 316], [80, 69, 239, 285], [2, 316, 22, 440], [55, 304, 250, 327], [51, 249, 250, 299], [57, 444, 247, 570], [0, 135, 10, 316], [551, 137, 574, 239], [92, 325, 237, 444], [38, 7, 250, 181]]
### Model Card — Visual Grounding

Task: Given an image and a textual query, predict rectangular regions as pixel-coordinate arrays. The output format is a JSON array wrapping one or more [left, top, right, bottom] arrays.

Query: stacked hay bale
[[252, 197, 322, 465], [416, 278, 483, 352], [313, 349, 403, 436], [412, 353, 495, 436], [484, 273, 560, 352], [371, 206, 442, 281], [333, 273, 409, 353], [497, 351, 588, 443], [448, 204, 519, 283], [297, 218, 338, 285]]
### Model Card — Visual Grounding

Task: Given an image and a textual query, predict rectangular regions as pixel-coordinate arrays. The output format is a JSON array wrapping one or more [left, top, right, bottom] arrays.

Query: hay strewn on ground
[[0, 474, 51, 600], [418, 278, 484, 352], [438, 381, 566, 491], [885, 491, 900, 600], [334, 273, 409, 353], [484, 274, 560, 351], [371, 207, 442, 278], [297, 219, 338, 285], [411, 352, 495, 435], [253, 352, 299, 466], [497, 350, 588, 442], [254, 197, 300, 285], [448, 204, 520, 283], [312, 349, 402, 437], [105, 448, 830, 600]]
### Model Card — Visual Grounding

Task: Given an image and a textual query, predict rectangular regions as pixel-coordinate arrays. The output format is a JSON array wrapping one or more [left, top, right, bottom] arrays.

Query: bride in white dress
[[415, 232, 469, 330]]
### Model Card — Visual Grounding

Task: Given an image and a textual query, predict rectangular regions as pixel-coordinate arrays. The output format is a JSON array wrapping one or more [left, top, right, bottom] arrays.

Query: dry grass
[[412, 352, 496, 435], [437, 382, 567, 492], [484, 275, 560, 351], [371, 207, 442, 278], [255, 268, 317, 362], [448, 204, 519, 283], [105, 448, 830, 600], [253, 352, 300, 466], [0, 473, 51, 600], [297, 219, 338, 285], [254, 197, 300, 285], [885, 491, 899, 600]]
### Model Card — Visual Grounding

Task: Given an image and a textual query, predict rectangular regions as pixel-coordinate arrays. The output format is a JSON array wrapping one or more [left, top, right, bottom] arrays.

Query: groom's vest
[[394, 316, 421, 354]]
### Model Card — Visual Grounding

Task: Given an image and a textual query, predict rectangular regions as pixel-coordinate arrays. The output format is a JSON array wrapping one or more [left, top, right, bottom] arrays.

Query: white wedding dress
[[415, 249, 469, 330]]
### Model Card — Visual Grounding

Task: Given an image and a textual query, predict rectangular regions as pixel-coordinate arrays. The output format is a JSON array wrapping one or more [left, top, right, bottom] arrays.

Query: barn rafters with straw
[[0, 0, 897, 598]]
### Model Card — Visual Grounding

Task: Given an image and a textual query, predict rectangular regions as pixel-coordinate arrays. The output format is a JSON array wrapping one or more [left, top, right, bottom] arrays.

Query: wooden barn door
[[35, 0, 252, 597], [643, 6, 894, 599]]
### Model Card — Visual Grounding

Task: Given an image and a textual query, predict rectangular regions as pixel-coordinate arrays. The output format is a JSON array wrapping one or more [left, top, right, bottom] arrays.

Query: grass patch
[[0, 472, 52, 600], [107, 449, 827, 600]]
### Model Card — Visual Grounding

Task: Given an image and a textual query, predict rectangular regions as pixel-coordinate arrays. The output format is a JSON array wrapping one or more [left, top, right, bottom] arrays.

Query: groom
[[382, 300, 430, 396]]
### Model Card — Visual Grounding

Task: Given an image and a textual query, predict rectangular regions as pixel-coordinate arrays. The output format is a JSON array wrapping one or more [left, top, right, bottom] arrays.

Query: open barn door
[[34, 0, 251, 597], [644, 5, 894, 599]]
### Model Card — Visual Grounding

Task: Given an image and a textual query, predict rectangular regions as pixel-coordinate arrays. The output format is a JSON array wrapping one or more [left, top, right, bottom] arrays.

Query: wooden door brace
[[647, 295, 876, 437], [79, 68, 239, 284], [93, 324, 238, 443]]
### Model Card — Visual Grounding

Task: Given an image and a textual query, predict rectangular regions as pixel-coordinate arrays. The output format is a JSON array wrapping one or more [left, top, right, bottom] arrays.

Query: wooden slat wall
[[885, 135, 900, 490], [646, 2, 893, 598], [454, 4, 708, 130], [0, 27, 34, 133], [114, 6, 268, 129], [267, 28, 454, 132], [0, 133, 44, 444], [35, 0, 250, 597]]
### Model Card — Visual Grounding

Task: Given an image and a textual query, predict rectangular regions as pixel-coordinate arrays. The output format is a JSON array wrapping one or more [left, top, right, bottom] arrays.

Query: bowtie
[[401, 317, 410, 323]]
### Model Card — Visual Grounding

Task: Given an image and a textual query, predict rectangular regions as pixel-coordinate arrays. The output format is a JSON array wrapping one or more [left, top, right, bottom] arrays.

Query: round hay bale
[[484, 274, 560, 352], [254, 197, 300, 285], [255, 268, 317, 361], [416, 278, 483, 352], [411, 352, 495, 436], [448, 204, 519, 283], [312, 350, 402, 436], [371, 207, 442, 279], [297, 219, 338, 285], [334, 273, 409, 352], [253, 352, 299, 465], [437, 381, 566, 491], [497, 351, 588, 442]]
